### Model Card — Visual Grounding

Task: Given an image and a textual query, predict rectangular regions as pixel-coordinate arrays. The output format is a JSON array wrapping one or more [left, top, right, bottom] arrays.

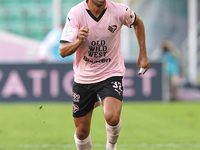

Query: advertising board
[[0, 62, 163, 102]]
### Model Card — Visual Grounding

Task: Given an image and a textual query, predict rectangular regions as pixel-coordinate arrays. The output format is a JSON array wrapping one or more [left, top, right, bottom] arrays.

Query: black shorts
[[72, 76, 123, 118]]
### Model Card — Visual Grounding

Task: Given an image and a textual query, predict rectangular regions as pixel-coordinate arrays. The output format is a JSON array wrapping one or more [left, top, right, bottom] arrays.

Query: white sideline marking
[[0, 143, 200, 149]]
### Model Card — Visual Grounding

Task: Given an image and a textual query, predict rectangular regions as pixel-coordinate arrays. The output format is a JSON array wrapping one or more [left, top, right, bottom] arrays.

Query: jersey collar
[[84, 0, 108, 22]]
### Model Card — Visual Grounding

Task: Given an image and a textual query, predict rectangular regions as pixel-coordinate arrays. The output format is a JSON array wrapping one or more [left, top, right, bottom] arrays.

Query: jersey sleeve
[[122, 5, 136, 28], [60, 9, 79, 43]]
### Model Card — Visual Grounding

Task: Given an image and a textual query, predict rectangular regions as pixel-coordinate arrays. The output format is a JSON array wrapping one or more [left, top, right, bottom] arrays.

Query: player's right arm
[[59, 26, 89, 58]]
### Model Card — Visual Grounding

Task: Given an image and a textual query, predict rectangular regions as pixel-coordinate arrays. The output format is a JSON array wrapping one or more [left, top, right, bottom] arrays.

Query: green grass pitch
[[0, 102, 200, 150]]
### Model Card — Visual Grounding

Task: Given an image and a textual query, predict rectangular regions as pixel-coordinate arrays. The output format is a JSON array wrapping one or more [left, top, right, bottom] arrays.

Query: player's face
[[91, 0, 105, 7]]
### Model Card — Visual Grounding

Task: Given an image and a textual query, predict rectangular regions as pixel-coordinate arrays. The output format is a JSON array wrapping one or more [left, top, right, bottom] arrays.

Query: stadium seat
[[0, 0, 83, 40]]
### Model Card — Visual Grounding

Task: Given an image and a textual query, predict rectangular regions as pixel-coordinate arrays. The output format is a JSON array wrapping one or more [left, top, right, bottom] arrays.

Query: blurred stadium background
[[0, 0, 200, 150]]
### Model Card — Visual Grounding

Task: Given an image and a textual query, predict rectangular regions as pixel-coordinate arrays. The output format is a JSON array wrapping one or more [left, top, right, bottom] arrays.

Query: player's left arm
[[133, 14, 150, 75]]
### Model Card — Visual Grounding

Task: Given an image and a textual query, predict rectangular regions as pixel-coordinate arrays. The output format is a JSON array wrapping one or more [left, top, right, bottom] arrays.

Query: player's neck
[[87, 0, 106, 18]]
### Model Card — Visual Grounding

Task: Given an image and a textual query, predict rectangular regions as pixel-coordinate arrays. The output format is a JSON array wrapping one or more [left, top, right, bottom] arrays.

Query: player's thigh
[[102, 97, 122, 126], [98, 76, 123, 125]]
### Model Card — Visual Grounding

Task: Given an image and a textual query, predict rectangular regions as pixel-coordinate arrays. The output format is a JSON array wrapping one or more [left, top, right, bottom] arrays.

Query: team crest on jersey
[[108, 25, 117, 33]]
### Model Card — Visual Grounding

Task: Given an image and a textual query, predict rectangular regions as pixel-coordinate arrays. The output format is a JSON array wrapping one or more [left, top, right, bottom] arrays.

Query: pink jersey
[[61, 0, 136, 84]]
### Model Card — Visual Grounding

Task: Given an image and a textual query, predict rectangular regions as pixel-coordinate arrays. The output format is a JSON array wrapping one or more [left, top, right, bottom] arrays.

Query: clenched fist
[[77, 26, 89, 43]]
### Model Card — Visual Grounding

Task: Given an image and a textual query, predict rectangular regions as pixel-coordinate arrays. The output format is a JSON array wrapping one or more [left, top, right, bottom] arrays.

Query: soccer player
[[59, 0, 150, 149]]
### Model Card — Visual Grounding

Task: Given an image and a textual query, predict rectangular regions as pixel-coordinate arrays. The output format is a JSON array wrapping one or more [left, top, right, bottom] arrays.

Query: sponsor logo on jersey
[[62, 25, 70, 35], [84, 40, 111, 63], [88, 40, 107, 58], [83, 56, 111, 64]]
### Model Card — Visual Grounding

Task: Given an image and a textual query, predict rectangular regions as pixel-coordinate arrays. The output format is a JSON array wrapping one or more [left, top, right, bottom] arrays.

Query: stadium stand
[[0, 0, 82, 41]]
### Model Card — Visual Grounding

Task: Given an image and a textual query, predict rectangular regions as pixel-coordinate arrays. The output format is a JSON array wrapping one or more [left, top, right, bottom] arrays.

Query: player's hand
[[137, 54, 150, 75], [77, 26, 89, 43]]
